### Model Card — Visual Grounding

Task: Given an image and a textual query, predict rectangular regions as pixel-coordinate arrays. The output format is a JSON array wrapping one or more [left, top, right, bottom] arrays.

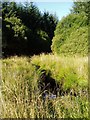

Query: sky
[[11, 0, 74, 20], [35, 2, 73, 20]]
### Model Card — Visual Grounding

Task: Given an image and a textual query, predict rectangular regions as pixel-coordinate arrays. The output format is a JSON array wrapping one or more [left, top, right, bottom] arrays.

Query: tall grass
[[31, 54, 88, 91], [0, 54, 88, 118]]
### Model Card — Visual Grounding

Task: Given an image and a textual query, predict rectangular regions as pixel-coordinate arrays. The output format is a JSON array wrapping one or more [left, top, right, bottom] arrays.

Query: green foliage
[[41, 11, 58, 40], [51, 2, 89, 56], [51, 11, 88, 56], [58, 27, 88, 56], [5, 16, 27, 38], [2, 1, 58, 56], [71, 2, 90, 16]]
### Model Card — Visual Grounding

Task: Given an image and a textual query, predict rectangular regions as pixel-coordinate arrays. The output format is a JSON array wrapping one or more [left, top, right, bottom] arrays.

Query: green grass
[[0, 54, 88, 118], [31, 54, 88, 90]]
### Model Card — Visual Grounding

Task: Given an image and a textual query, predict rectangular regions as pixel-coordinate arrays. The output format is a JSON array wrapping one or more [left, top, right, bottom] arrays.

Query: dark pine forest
[[2, 1, 58, 57]]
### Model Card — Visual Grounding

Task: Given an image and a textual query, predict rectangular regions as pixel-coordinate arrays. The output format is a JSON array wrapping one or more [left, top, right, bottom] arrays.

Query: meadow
[[0, 54, 88, 118]]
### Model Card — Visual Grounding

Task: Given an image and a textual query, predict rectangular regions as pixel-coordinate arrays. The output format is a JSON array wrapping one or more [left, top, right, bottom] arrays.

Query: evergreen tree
[[2, 1, 58, 56]]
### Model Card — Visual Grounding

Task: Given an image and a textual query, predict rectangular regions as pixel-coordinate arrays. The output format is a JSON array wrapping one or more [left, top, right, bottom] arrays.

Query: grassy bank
[[0, 54, 88, 118]]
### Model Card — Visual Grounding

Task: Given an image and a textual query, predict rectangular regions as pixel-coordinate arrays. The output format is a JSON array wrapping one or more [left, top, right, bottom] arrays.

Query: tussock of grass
[[0, 54, 88, 118]]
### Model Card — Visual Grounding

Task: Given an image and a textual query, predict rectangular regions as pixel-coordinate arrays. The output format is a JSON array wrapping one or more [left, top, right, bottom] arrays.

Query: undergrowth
[[0, 54, 88, 118]]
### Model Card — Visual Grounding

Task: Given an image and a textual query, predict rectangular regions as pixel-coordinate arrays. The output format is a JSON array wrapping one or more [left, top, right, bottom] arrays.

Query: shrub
[[51, 13, 88, 56]]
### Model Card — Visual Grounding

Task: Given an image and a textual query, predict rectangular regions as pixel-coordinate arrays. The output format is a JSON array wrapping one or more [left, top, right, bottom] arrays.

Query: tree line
[[2, 1, 90, 57], [2, 1, 58, 56]]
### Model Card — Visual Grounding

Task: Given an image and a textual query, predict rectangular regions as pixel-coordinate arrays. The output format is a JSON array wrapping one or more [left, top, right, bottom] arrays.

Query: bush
[[51, 13, 88, 56]]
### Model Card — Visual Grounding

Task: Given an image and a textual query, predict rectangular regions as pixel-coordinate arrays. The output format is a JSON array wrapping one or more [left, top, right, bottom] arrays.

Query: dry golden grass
[[0, 54, 88, 118]]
